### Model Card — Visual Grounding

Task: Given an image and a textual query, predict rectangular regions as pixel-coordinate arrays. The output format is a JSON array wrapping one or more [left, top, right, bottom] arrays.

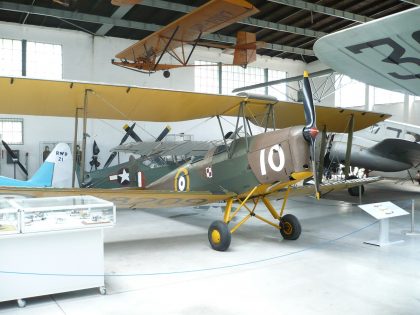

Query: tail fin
[[233, 32, 258, 66], [28, 143, 73, 188]]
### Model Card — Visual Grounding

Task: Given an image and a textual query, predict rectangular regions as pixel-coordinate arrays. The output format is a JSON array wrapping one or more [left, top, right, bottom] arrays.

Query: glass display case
[[0, 196, 113, 305], [0, 196, 115, 235], [16, 196, 115, 233], [0, 200, 19, 235]]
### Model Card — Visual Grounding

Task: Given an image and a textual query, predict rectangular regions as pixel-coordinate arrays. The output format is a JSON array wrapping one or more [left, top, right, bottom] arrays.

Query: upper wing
[[113, 140, 218, 157], [313, 7, 420, 96], [115, 0, 258, 62], [0, 77, 390, 132], [371, 139, 420, 167]]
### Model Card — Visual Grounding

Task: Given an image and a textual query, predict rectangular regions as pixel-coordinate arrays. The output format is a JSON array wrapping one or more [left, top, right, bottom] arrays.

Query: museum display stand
[[0, 196, 116, 307], [359, 201, 408, 246]]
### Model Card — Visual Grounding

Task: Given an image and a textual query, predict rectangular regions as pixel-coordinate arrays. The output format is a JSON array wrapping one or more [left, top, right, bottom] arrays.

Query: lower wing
[[0, 187, 234, 209], [267, 177, 381, 200]]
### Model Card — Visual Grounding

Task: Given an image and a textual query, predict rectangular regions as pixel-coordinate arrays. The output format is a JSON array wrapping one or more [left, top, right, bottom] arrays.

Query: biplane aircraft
[[111, 0, 262, 77], [0, 73, 389, 251]]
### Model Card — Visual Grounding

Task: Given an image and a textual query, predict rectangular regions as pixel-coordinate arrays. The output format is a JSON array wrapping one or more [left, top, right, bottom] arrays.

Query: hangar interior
[[0, 0, 419, 314]]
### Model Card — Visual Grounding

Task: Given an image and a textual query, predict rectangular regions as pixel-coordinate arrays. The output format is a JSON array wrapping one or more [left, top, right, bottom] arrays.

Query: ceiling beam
[[139, 0, 326, 38], [0, 1, 315, 56], [96, 5, 133, 36], [268, 0, 373, 23], [399, 0, 420, 4]]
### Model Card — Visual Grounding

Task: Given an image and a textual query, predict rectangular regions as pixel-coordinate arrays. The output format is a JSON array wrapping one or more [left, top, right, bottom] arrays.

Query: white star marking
[[118, 169, 130, 183]]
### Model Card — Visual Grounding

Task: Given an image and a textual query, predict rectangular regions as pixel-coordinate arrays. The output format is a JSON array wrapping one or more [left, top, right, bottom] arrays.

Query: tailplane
[[28, 143, 73, 188]]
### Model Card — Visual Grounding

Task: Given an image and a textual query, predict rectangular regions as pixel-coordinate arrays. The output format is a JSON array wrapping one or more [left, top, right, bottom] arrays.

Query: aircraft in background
[[0, 143, 72, 188], [313, 7, 420, 96], [0, 73, 389, 250], [111, 0, 262, 77], [326, 120, 420, 174]]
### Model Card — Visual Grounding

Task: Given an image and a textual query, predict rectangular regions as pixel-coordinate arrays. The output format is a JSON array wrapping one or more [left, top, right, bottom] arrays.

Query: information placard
[[358, 201, 409, 220]]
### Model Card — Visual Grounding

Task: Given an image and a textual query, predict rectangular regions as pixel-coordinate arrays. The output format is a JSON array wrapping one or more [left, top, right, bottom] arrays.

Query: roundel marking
[[260, 144, 285, 176], [174, 168, 190, 192]]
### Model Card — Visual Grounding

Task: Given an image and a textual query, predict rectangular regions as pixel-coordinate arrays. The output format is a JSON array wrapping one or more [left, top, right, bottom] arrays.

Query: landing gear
[[347, 175, 365, 196], [208, 220, 231, 251], [207, 185, 302, 251], [163, 70, 170, 78], [280, 214, 301, 240]]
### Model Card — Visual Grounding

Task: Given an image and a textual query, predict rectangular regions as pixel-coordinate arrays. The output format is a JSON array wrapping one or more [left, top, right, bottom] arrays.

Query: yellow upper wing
[[0, 76, 390, 132]]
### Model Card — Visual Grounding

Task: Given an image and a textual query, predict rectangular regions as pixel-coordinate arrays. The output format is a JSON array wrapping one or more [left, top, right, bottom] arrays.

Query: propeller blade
[[2, 140, 28, 176], [103, 123, 140, 169], [302, 71, 320, 199], [155, 125, 171, 142], [103, 152, 117, 169], [123, 124, 142, 143]]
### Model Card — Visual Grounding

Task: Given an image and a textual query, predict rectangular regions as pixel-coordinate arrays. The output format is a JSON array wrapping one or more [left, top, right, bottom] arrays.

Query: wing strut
[[317, 125, 327, 184], [343, 115, 354, 179], [153, 25, 180, 71], [185, 32, 203, 65], [216, 115, 229, 150]]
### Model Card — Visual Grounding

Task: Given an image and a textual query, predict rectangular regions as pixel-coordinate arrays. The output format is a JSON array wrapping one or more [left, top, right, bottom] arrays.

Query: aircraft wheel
[[347, 175, 365, 196], [280, 214, 301, 240], [163, 70, 170, 78], [208, 220, 231, 251]]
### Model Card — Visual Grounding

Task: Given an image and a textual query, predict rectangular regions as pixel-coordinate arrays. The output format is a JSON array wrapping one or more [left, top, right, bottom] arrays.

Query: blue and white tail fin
[[28, 143, 73, 188]]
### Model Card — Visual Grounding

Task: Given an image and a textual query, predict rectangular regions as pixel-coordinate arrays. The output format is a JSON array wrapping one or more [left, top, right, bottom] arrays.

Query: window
[[221, 65, 265, 95], [0, 38, 22, 76], [373, 87, 404, 105], [0, 118, 23, 144], [194, 61, 219, 94], [267, 70, 287, 100], [335, 75, 365, 108], [194, 61, 287, 99], [26, 41, 62, 79]]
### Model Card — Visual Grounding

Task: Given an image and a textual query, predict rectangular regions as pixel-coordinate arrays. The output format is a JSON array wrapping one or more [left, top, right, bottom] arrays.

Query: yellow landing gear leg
[[208, 198, 234, 251], [264, 186, 302, 240], [208, 187, 257, 251], [208, 186, 302, 251]]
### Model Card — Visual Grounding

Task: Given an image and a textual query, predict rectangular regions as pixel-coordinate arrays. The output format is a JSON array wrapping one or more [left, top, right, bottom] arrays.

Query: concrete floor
[[0, 179, 419, 315]]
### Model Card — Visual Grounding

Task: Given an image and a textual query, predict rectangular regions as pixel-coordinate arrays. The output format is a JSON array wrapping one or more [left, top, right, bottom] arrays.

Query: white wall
[[0, 21, 307, 179]]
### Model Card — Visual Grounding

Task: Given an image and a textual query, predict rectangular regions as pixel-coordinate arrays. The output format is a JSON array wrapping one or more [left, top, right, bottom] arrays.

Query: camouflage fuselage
[[147, 126, 310, 194]]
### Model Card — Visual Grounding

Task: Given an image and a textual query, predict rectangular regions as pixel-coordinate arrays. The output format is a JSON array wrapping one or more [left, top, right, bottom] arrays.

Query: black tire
[[347, 175, 365, 196], [280, 214, 301, 240], [163, 70, 170, 78], [208, 220, 231, 251]]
